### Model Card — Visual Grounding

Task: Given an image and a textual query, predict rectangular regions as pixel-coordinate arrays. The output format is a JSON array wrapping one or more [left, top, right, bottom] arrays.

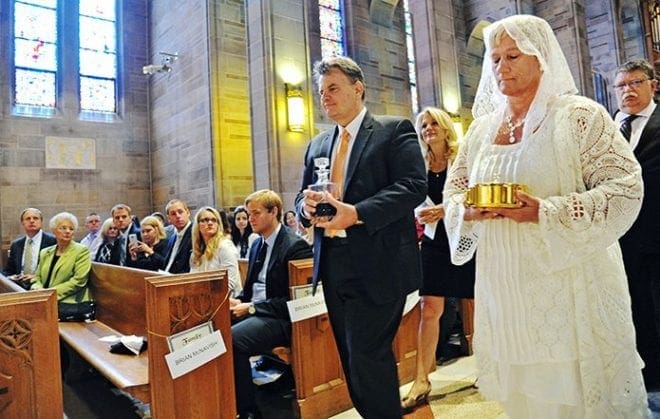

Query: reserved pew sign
[[287, 284, 328, 322], [164, 322, 227, 379]]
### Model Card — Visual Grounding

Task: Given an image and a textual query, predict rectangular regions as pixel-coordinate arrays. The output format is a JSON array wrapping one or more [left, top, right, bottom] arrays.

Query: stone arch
[[462, 20, 491, 110], [369, 0, 399, 27]]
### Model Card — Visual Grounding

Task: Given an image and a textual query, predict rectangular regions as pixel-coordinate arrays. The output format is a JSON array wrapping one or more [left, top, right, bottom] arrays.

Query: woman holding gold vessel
[[401, 107, 475, 413], [443, 15, 649, 418]]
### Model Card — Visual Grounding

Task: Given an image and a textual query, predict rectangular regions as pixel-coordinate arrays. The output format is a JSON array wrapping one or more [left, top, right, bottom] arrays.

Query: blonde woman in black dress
[[402, 107, 476, 413]]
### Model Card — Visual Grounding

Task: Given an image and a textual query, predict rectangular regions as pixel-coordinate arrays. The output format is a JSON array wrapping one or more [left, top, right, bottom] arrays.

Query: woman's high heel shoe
[[401, 382, 432, 414]]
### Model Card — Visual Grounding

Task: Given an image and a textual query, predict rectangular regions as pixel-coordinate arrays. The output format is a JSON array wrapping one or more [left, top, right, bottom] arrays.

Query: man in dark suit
[[230, 189, 312, 419], [2, 208, 57, 289], [296, 56, 427, 418], [615, 59, 660, 391], [162, 199, 192, 274], [110, 204, 141, 266]]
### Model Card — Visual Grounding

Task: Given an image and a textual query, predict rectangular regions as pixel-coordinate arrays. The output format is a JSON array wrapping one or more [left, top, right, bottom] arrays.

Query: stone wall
[[148, 0, 215, 213], [0, 0, 150, 250]]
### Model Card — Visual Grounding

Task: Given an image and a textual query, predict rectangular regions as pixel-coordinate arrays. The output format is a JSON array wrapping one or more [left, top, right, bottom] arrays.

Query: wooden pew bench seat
[[59, 320, 149, 402]]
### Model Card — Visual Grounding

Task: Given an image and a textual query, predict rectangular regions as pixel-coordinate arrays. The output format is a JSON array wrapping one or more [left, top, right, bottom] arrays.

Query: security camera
[[142, 64, 164, 75]]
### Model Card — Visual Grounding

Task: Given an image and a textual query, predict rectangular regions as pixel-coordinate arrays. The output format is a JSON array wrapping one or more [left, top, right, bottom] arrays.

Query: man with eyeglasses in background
[[615, 59, 660, 391]]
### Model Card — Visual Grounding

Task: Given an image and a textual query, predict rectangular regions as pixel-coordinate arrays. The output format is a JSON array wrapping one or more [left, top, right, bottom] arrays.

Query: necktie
[[330, 129, 351, 199], [620, 114, 639, 142], [327, 130, 350, 237], [250, 241, 268, 284], [23, 238, 34, 274]]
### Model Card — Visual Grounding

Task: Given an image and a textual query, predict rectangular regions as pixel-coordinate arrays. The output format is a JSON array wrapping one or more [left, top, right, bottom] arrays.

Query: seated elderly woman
[[190, 206, 242, 297], [127, 215, 168, 271], [94, 218, 123, 265], [30, 212, 92, 303], [443, 15, 648, 417]]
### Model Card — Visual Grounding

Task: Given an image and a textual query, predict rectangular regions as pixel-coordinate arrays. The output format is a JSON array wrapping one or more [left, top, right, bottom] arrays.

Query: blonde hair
[[191, 206, 227, 267], [140, 215, 166, 242], [100, 218, 117, 239], [414, 107, 458, 165]]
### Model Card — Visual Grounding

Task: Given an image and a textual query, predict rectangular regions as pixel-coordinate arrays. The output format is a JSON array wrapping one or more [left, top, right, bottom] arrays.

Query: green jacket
[[31, 241, 92, 303]]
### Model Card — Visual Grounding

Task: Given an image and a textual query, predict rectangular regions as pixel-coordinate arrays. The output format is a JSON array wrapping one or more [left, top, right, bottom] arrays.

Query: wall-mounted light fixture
[[285, 84, 305, 132]]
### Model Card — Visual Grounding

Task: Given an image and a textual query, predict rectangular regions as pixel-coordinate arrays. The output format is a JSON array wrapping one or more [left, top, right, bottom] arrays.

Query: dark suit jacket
[[164, 225, 192, 274], [238, 226, 312, 320], [295, 111, 427, 304], [2, 231, 57, 276], [620, 104, 660, 253]]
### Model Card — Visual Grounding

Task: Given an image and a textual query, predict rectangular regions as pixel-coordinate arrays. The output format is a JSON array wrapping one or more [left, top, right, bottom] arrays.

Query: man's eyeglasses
[[614, 79, 651, 91], [198, 218, 218, 224]]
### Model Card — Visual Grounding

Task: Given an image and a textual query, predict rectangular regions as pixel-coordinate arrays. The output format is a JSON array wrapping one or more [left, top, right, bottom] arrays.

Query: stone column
[[246, 0, 313, 209]]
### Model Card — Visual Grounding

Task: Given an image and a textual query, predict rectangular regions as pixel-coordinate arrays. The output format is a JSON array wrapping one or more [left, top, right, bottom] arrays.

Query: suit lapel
[[343, 112, 374, 195], [635, 105, 660, 160]]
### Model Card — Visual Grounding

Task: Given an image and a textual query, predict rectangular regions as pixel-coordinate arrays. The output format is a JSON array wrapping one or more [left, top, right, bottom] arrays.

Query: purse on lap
[[57, 301, 96, 322]]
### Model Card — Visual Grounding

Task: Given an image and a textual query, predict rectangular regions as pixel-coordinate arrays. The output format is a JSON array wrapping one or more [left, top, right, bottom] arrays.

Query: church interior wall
[[0, 0, 653, 254], [0, 0, 151, 250]]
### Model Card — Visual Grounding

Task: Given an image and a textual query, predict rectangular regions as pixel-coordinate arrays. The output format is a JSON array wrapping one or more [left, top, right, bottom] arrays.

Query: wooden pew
[[287, 259, 421, 418], [0, 275, 63, 418], [59, 263, 236, 418]]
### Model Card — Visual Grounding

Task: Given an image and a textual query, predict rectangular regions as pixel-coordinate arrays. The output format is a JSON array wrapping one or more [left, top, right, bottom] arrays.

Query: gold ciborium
[[464, 183, 529, 208]]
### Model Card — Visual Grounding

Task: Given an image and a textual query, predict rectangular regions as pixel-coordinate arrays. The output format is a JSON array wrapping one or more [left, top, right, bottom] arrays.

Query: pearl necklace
[[504, 115, 524, 144]]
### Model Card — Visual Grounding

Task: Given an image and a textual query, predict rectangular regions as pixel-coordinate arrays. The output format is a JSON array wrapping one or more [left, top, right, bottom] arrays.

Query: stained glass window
[[79, 0, 117, 113], [319, 0, 345, 58], [403, 0, 418, 114], [13, 0, 58, 110]]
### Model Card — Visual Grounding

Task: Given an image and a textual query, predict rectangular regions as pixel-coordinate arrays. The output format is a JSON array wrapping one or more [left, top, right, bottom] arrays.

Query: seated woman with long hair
[[127, 215, 168, 271], [230, 206, 258, 259], [94, 218, 123, 265], [190, 206, 242, 297]]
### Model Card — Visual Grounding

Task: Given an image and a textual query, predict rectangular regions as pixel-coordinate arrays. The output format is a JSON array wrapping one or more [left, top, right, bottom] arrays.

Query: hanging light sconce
[[285, 84, 305, 132]]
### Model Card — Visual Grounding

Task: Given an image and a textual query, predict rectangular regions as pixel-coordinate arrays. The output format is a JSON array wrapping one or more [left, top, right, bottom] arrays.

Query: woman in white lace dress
[[443, 15, 649, 418]]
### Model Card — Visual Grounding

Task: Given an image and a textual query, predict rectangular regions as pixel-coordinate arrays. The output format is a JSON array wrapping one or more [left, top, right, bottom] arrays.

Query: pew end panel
[[0, 288, 63, 418], [145, 269, 236, 419], [288, 259, 353, 418]]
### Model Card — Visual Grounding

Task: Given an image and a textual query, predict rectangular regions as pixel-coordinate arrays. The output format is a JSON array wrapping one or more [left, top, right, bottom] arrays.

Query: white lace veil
[[472, 15, 578, 133]]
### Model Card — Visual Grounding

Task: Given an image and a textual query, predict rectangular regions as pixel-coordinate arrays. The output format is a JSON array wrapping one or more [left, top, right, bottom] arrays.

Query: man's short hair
[[245, 189, 283, 222], [615, 59, 655, 81], [313, 56, 366, 100], [111, 204, 132, 217], [20, 207, 42, 221], [165, 199, 190, 215]]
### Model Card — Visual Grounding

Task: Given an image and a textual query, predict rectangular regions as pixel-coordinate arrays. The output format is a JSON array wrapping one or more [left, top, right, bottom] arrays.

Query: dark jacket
[[3, 231, 57, 276], [295, 111, 427, 304], [238, 226, 312, 320]]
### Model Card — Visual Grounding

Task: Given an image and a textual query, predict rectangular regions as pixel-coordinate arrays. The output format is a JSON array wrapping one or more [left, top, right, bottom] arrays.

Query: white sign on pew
[[165, 329, 227, 379], [287, 284, 327, 322]]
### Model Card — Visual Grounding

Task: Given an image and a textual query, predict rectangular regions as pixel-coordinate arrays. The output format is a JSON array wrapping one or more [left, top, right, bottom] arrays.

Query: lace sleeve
[[536, 99, 643, 267], [443, 121, 483, 265]]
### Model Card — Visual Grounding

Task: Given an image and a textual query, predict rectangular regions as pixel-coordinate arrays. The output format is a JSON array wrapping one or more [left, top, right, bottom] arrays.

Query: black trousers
[[320, 238, 406, 419], [623, 249, 660, 390], [231, 314, 291, 414]]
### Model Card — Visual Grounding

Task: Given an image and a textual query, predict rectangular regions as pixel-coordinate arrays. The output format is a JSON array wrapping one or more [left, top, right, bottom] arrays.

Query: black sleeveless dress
[[420, 169, 475, 298]]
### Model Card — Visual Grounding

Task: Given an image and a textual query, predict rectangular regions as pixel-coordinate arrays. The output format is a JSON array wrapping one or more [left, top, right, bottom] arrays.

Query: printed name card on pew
[[164, 321, 227, 379], [286, 283, 328, 322]]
